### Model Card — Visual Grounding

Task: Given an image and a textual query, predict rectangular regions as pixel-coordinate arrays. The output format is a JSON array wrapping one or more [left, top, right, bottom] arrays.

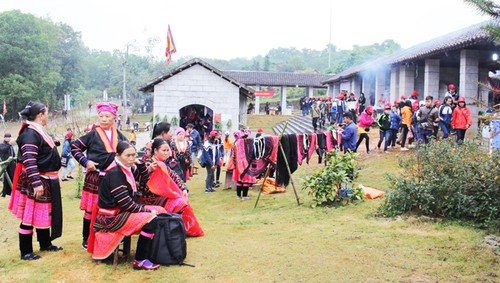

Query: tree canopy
[[0, 10, 403, 119]]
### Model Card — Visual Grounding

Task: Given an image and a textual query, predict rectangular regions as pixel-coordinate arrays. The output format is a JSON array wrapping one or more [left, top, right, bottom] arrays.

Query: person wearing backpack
[[377, 105, 392, 153], [417, 96, 439, 145], [88, 141, 167, 270]]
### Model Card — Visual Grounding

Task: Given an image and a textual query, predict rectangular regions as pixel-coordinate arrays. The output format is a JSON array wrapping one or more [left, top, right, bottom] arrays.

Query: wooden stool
[[97, 236, 131, 266], [113, 236, 131, 266]]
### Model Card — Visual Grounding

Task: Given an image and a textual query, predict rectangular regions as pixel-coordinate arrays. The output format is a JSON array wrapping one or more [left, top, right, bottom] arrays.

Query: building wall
[[153, 64, 242, 133], [439, 67, 459, 99]]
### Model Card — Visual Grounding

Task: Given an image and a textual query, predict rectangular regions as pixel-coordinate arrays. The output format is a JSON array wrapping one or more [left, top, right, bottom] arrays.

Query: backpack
[[149, 213, 192, 266]]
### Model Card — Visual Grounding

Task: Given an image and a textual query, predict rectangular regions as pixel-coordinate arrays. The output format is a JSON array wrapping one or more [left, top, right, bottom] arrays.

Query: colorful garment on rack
[[324, 130, 334, 151], [306, 133, 317, 164], [276, 134, 298, 187], [233, 136, 279, 181], [316, 132, 326, 164], [296, 134, 307, 166]]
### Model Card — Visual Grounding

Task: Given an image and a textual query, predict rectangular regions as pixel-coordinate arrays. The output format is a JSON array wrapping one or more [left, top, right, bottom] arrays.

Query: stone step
[[273, 114, 320, 135]]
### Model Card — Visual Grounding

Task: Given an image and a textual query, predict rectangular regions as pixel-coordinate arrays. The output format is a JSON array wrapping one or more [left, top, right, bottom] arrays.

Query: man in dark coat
[[0, 133, 16, 197]]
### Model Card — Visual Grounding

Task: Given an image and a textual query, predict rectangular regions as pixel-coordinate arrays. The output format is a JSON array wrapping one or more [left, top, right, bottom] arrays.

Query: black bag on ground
[[149, 213, 188, 266]]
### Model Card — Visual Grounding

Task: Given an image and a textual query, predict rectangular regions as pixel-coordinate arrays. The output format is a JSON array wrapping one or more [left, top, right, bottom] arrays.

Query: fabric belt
[[98, 207, 120, 216], [40, 171, 60, 180]]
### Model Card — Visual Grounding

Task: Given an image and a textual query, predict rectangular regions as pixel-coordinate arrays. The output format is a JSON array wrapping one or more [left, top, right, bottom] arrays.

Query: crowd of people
[[307, 84, 473, 154], [2, 87, 474, 269], [5, 101, 210, 271]]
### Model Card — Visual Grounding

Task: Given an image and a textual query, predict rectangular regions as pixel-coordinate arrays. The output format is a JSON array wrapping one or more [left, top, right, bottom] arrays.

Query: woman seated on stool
[[87, 141, 166, 270], [140, 138, 204, 237]]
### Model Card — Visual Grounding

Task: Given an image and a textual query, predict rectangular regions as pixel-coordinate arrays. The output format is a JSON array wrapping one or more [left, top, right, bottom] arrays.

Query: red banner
[[255, 90, 275, 97]]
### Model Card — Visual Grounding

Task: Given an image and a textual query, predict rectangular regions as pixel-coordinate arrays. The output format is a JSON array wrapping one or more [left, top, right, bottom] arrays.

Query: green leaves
[[302, 150, 363, 207], [0, 10, 85, 116], [378, 140, 500, 231]]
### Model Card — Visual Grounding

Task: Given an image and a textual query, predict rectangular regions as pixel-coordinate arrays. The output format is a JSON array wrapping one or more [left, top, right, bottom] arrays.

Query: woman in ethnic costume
[[140, 121, 172, 163], [71, 102, 127, 249], [8, 102, 63, 260], [87, 141, 166, 270], [169, 127, 191, 182], [232, 129, 257, 200], [139, 138, 204, 237]]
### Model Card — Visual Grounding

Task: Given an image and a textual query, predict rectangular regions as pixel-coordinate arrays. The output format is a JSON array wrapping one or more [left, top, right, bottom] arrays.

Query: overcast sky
[[0, 0, 492, 60]]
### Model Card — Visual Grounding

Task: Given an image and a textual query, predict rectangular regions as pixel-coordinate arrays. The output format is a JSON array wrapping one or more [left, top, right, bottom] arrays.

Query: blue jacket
[[189, 129, 203, 152], [390, 111, 401, 130], [62, 140, 72, 157], [341, 122, 357, 152], [439, 105, 453, 124], [200, 140, 220, 167]]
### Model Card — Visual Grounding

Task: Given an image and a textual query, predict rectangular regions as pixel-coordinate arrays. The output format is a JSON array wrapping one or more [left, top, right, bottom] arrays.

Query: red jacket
[[451, 106, 472, 130]]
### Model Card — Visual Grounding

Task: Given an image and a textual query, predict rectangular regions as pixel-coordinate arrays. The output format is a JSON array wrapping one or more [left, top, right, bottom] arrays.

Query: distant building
[[322, 19, 500, 130], [139, 58, 254, 134]]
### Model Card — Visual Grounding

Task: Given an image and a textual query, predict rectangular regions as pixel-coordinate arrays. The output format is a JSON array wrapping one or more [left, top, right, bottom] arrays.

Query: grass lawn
[[0, 114, 498, 282]]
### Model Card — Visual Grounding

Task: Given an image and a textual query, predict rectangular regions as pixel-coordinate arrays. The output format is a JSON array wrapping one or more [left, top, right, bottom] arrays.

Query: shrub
[[171, 116, 178, 126], [214, 121, 222, 130], [302, 150, 363, 207], [378, 140, 500, 231]]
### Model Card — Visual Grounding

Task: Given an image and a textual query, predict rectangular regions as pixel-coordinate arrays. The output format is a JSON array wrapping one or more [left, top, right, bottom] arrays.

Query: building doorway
[[179, 104, 213, 138]]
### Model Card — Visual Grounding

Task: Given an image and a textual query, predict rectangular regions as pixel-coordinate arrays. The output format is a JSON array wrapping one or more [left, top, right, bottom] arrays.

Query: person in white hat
[[223, 131, 233, 166]]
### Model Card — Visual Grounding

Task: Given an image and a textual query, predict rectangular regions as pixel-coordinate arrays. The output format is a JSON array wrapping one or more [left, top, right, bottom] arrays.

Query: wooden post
[[0, 156, 14, 188], [254, 121, 301, 208], [278, 136, 301, 206], [254, 122, 289, 209]]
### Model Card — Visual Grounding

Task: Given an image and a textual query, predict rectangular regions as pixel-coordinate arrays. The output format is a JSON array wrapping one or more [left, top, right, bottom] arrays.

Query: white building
[[139, 58, 254, 134]]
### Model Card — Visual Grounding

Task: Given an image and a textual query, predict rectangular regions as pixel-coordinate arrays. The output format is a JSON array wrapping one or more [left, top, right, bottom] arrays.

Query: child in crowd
[[330, 100, 337, 125], [451, 97, 472, 144], [433, 100, 441, 137], [389, 105, 402, 148], [355, 105, 374, 154], [377, 105, 392, 153], [439, 97, 453, 139], [399, 100, 412, 151], [223, 131, 233, 166], [129, 129, 137, 146]]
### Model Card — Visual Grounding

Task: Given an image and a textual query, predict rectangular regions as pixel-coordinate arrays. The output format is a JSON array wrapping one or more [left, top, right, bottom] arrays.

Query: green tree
[[464, 0, 500, 40], [0, 10, 86, 117], [0, 10, 62, 117], [52, 23, 86, 109]]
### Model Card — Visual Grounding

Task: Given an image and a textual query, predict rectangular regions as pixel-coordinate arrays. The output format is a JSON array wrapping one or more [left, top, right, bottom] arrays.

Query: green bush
[[378, 140, 500, 231], [214, 121, 222, 130], [302, 151, 363, 207], [171, 116, 178, 126]]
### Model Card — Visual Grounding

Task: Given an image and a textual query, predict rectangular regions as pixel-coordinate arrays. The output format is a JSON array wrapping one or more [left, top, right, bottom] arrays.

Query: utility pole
[[122, 44, 129, 118]]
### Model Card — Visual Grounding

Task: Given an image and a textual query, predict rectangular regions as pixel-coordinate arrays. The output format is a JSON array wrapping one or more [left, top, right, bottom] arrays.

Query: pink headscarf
[[175, 127, 186, 136], [96, 102, 118, 116], [233, 131, 243, 140]]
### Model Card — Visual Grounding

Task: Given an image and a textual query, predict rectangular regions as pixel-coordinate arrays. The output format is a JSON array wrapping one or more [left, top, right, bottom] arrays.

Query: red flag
[[165, 24, 177, 64], [2, 99, 6, 116]]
